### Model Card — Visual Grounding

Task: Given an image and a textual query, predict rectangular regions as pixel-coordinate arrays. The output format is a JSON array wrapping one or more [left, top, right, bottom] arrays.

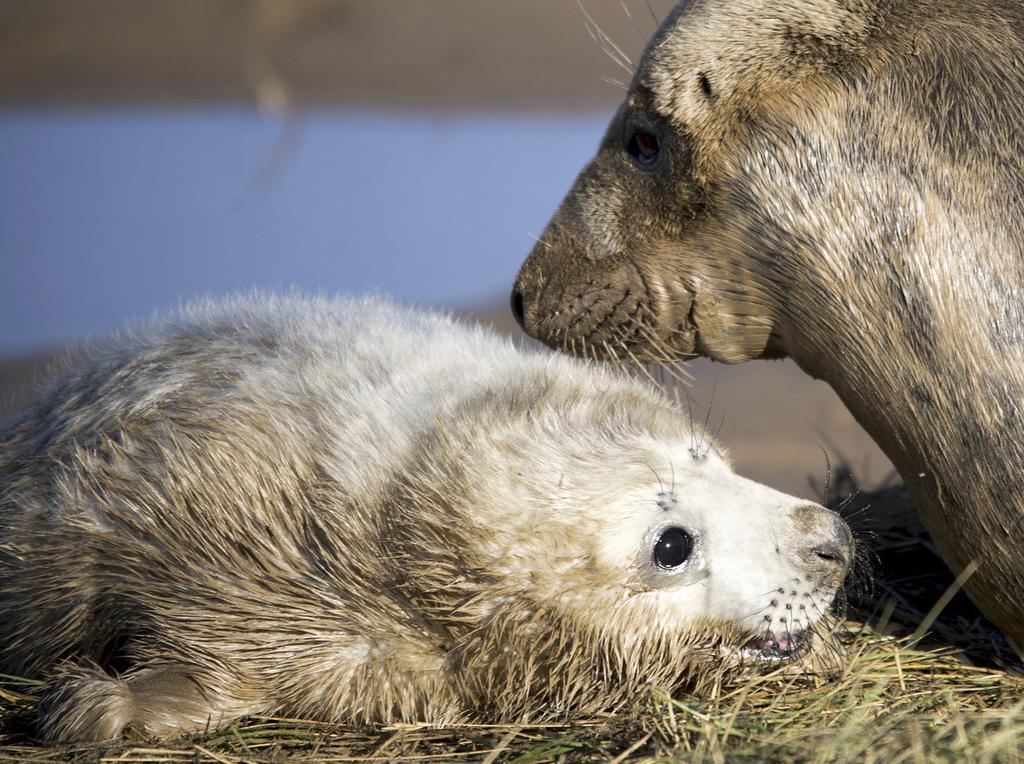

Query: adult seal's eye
[[653, 526, 693, 568], [626, 129, 661, 167]]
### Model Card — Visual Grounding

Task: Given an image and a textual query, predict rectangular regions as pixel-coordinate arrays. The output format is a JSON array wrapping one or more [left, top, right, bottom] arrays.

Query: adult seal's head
[[513, 0, 1024, 651]]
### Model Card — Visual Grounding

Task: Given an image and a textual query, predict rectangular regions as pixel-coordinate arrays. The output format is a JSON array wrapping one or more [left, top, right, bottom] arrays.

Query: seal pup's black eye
[[626, 129, 661, 167], [653, 526, 693, 568]]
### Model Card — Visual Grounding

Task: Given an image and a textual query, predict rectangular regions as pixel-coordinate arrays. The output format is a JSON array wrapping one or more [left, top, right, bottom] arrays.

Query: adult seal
[[0, 294, 851, 742], [512, 0, 1024, 649]]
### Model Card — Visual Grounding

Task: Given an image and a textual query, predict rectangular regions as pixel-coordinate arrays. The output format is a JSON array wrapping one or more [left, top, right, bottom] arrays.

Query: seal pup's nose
[[793, 504, 854, 577]]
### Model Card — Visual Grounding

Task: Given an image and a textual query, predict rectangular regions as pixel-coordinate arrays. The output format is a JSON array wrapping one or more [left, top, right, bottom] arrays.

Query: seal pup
[[0, 295, 850, 742], [512, 0, 1024, 650]]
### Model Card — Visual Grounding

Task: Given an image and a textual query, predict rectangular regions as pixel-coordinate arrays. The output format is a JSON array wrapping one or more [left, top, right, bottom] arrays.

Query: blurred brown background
[[0, 0, 664, 110], [0, 0, 892, 499]]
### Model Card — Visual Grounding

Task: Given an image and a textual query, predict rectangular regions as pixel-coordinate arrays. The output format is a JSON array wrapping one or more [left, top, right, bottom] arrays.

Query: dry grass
[[1, 482, 1022, 763]]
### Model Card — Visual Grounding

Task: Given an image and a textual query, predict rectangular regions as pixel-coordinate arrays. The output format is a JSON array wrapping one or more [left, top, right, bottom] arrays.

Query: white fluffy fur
[[0, 294, 850, 741]]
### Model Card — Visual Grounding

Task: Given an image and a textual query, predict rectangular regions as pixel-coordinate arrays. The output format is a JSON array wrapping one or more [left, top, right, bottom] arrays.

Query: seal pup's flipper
[[36, 663, 249, 742]]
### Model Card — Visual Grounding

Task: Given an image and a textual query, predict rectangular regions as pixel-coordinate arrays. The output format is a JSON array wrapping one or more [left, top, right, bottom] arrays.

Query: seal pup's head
[[385, 370, 852, 718]]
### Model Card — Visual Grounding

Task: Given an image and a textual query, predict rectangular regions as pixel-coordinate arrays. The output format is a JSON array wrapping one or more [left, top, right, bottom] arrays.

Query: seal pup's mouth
[[739, 630, 812, 662]]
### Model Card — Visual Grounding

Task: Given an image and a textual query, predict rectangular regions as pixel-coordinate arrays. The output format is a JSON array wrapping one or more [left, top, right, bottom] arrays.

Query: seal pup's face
[[575, 443, 848, 663], [476, 422, 851, 667], [512, 0, 906, 365], [399, 387, 852, 716]]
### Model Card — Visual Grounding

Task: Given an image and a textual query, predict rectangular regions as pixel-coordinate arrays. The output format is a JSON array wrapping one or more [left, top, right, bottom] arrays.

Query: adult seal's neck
[[782, 267, 1024, 650]]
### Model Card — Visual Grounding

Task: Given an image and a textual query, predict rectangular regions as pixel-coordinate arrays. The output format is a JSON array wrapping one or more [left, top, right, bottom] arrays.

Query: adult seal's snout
[[512, 0, 1024, 651]]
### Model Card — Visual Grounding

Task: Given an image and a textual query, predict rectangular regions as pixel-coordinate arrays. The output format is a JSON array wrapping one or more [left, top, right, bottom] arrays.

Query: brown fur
[[513, 0, 1024, 649]]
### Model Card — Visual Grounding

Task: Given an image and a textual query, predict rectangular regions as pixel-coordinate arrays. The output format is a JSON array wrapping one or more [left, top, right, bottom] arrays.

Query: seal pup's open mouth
[[739, 630, 812, 662]]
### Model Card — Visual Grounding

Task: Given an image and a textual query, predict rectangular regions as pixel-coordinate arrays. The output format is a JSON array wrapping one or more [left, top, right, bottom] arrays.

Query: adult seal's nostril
[[510, 286, 526, 329]]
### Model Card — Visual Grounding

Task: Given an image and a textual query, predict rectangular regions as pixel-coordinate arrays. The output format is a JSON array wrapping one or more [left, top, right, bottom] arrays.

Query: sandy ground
[[0, 0, 893, 500]]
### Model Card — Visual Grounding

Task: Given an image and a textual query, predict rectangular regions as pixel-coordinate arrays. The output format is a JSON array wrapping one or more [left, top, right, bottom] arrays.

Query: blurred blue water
[[0, 110, 607, 353]]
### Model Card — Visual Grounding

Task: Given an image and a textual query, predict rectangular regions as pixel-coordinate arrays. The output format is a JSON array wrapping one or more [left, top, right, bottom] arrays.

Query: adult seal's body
[[512, 0, 1024, 648], [0, 295, 850, 742]]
